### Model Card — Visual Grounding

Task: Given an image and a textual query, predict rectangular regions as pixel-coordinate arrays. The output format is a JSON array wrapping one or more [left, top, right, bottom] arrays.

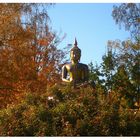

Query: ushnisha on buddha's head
[[70, 38, 81, 64]]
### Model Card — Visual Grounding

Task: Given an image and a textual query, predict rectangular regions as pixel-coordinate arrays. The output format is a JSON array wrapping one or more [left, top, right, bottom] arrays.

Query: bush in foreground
[[0, 84, 140, 136]]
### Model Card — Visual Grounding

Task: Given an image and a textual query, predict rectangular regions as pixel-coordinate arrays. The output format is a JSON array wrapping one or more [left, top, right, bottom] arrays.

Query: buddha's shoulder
[[78, 63, 88, 68], [62, 63, 72, 68]]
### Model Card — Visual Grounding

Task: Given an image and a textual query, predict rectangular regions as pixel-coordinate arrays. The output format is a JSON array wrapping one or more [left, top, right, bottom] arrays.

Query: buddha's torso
[[65, 63, 88, 83]]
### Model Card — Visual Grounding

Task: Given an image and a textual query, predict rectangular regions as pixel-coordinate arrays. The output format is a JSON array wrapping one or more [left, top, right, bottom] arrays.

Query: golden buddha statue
[[62, 38, 89, 87]]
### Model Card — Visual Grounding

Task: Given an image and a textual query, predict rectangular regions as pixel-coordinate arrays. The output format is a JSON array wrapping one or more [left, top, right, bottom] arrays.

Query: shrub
[[0, 84, 140, 136]]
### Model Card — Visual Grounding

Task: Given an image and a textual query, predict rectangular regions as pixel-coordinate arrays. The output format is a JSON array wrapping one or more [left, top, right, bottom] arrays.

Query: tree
[[112, 3, 140, 38], [112, 65, 136, 107], [106, 38, 140, 107], [0, 4, 66, 108], [104, 3, 140, 107], [101, 46, 116, 91], [88, 62, 102, 84]]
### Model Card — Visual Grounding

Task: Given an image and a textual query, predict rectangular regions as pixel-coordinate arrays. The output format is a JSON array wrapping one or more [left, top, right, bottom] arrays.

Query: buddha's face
[[70, 50, 81, 63]]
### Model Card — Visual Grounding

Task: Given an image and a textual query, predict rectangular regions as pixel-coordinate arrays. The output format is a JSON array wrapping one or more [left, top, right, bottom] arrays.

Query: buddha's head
[[70, 38, 81, 64]]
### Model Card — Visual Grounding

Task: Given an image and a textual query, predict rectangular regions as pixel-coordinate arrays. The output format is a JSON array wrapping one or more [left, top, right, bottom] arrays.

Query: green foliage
[[0, 85, 140, 136]]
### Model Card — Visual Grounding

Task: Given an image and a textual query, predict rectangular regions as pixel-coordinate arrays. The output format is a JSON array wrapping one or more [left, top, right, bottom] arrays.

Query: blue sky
[[48, 3, 130, 65]]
